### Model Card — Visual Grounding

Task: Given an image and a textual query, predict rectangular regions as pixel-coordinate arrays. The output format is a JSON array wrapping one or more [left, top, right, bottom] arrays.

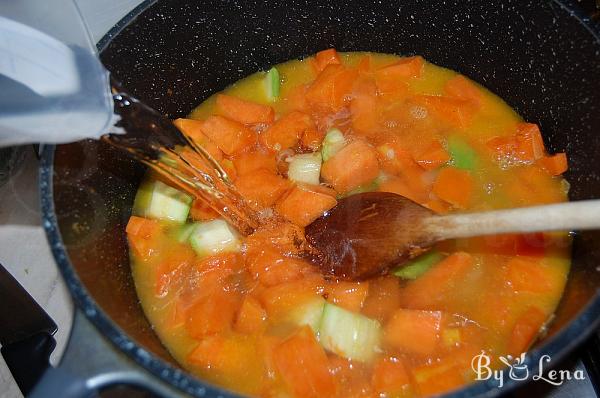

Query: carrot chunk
[[232, 151, 277, 176], [362, 276, 403, 323], [189, 199, 220, 221], [414, 140, 451, 170], [300, 129, 326, 151], [126, 216, 161, 260], [321, 140, 380, 194], [371, 357, 411, 395], [350, 77, 380, 135], [414, 95, 474, 129], [259, 275, 325, 318], [272, 326, 337, 398], [375, 56, 424, 80], [538, 153, 568, 175], [505, 257, 562, 294], [195, 115, 256, 156], [312, 48, 342, 73], [384, 309, 443, 355], [507, 306, 547, 357], [185, 289, 241, 338], [433, 167, 473, 209], [398, 252, 474, 309], [234, 296, 268, 334], [260, 111, 314, 151], [215, 94, 275, 125], [324, 281, 369, 312], [235, 169, 292, 208], [443, 75, 483, 107], [275, 184, 337, 227], [246, 245, 308, 287], [516, 122, 546, 161], [173, 118, 224, 161], [305, 64, 358, 112], [412, 360, 466, 396]]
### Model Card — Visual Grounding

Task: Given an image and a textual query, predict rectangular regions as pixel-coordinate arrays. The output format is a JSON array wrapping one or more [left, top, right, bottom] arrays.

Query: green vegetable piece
[[265, 67, 280, 101], [319, 302, 382, 363], [189, 219, 241, 257], [174, 223, 196, 243], [321, 128, 346, 161], [286, 297, 326, 333], [393, 251, 444, 280], [448, 135, 478, 170], [133, 179, 192, 223]]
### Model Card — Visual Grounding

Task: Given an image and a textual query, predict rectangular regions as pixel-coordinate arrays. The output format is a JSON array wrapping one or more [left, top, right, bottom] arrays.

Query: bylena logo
[[471, 352, 585, 388]]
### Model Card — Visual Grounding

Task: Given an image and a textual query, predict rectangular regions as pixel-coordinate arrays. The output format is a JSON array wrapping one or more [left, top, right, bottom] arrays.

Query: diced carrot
[[195, 115, 256, 156], [329, 357, 373, 397], [384, 309, 443, 355], [126, 216, 161, 260], [187, 334, 265, 395], [507, 166, 566, 205], [305, 64, 358, 112], [260, 111, 314, 151], [234, 296, 268, 334], [473, 232, 546, 257], [275, 184, 337, 227], [220, 158, 237, 182], [185, 289, 241, 338], [154, 244, 196, 297], [283, 84, 309, 113], [235, 169, 292, 208], [516, 122, 546, 161], [233, 150, 277, 176], [246, 245, 308, 287], [378, 176, 430, 206], [424, 198, 452, 214], [507, 306, 547, 357], [173, 118, 224, 161], [321, 140, 380, 194], [398, 252, 474, 309], [443, 75, 483, 108], [433, 167, 473, 209], [350, 77, 380, 135], [189, 199, 220, 221], [414, 140, 451, 170], [215, 94, 275, 125], [538, 153, 568, 175], [375, 56, 424, 81], [371, 357, 411, 395], [272, 326, 337, 398], [412, 360, 466, 396], [414, 95, 474, 129], [324, 281, 369, 313], [376, 144, 431, 204], [312, 48, 342, 73], [301, 129, 326, 151], [361, 276, 402, 323], [505, 257, 562, 294], [259, 274, 325, 318]]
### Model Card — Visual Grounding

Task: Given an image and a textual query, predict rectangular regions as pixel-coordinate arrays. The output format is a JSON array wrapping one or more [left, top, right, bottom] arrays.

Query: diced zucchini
[[189, 219, 240, 257], [287, 297, 326, 333], [319, 303, 381, 363], [448, 135, 478, 170], [393, 251, 444, 280], [265, 67, 280, 101], [133, 179, 192, 223], [321, 128, 346, 161], [287, 152, 322, 185]]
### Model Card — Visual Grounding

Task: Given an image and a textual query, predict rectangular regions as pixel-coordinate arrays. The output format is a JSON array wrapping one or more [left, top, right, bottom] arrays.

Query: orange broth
[[127, 50, 571, 397]]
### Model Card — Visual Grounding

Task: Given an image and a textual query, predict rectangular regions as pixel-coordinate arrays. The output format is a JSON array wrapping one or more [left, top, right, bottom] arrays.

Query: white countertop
[[0, 1, 143, 397]]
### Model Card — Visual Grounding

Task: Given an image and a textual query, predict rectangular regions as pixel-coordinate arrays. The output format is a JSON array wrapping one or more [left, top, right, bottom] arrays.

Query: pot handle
[[29, 310, 188, 398]]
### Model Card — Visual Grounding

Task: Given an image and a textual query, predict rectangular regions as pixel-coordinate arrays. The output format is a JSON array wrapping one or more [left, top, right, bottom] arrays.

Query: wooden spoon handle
[[423, 200, 600, 240]]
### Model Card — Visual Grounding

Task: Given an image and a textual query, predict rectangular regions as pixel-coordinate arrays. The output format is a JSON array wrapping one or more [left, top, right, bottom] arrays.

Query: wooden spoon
[[305, 192, 600, 281]]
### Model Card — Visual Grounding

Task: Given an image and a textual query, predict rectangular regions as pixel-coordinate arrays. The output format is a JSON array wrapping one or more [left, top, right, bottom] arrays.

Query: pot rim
[[39, 0, 600, 396]]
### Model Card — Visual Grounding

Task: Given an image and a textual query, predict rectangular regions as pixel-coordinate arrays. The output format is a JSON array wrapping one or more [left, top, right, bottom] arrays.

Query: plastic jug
[[0, 0, 114, 146]]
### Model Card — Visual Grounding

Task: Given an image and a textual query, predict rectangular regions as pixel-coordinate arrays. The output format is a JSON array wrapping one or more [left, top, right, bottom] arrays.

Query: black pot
[[39, 0, 600, 397]]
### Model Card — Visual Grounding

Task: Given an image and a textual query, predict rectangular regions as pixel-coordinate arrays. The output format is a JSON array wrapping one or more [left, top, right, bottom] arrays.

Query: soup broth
[[127, 50, 570, 397]]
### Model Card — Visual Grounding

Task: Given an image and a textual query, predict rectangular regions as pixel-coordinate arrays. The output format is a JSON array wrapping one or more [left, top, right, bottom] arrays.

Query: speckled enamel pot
[[41, 0, 600, 397]]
